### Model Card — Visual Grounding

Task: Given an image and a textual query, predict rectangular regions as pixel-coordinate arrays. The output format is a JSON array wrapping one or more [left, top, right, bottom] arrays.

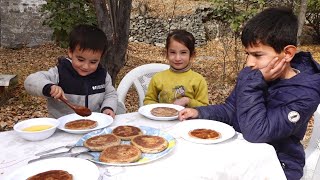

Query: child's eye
[[252, 53, 262, 57], [77, 59, 85, 62], [90, 61, 98, 64]]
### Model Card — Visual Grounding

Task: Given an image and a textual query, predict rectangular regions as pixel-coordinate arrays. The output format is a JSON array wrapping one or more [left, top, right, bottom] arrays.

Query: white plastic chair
[[116, 63, 169, 114], [302, 104, 320, 179]]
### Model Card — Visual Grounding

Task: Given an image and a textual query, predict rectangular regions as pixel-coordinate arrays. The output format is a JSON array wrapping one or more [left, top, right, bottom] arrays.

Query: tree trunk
[[297, 0, 307, 45], [92, 0, 132, 86]]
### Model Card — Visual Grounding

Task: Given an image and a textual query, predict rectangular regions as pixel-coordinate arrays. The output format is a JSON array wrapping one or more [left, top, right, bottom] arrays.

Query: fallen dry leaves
[[0, 40, 238, 131], [1, 41, 320, 149]]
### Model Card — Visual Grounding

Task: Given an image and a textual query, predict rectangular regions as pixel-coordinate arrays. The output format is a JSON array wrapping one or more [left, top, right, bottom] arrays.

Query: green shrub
[[209, 0, 265, 36], [41, 0, 97, 47]]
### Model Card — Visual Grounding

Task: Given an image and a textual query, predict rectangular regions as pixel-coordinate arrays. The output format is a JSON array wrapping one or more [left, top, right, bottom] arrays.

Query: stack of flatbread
[[112, 125, 143, 140], [82, 125, 169, 164], [188, 128, 221, 140], [27, 170, 73, 180], [64, 119, 97, 130], [84, 134, 121, 151], [131, 135, 168, 153], [99, 144, 142, 163], [150, 107, 178, 117]]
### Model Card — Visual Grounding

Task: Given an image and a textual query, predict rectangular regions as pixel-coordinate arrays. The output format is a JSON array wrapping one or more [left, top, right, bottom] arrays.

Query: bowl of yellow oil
[[13, 118, 60, 141]]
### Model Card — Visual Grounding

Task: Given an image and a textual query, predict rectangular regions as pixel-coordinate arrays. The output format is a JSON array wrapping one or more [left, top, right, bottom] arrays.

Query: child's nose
[[82, 63, 90, 69], [246, 57, 255, 67], [175, 54, 182, 61]]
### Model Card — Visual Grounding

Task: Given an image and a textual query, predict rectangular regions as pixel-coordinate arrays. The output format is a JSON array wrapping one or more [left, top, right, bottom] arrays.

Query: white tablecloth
[[0, 112, 286, 180]]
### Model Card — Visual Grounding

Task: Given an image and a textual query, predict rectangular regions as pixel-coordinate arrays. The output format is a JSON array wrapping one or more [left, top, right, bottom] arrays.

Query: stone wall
[[0, 0, 53, 48], [0, 0, 214, 48], [129, 14, 207, 46]]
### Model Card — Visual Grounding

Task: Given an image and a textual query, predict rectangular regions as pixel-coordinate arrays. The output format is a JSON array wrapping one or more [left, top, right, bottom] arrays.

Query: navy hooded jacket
[[196, 51, 320, 179]]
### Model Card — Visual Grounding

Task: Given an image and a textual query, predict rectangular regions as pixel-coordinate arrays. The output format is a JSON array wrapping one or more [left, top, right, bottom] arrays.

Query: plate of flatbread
[[138, 103, 184, 120], [5, 157, 100, 180], [177, 119, 236, 144], [57, 112, 113, 134], [76, 125, 176, 166]]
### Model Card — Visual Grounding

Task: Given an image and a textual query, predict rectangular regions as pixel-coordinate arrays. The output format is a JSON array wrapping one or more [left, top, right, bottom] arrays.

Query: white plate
[[57, 112, 113, 134], [76, 126, 176, 166], [138, 103, 184, 120], [5, 157, 100, 180], [178, 119, 236, 144]]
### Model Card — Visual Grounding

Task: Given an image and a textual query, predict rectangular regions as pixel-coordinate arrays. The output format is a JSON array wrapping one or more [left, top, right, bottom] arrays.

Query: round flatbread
[[99, 144, 141, 163], [188, 128, 221, 140], [131, 135, 168, 153], [64, 119, 97, 130], [27, 170, 73, 180], [84, 134, 121, 151], [150, 107, 178, 117], [112, 125, 143, 140]]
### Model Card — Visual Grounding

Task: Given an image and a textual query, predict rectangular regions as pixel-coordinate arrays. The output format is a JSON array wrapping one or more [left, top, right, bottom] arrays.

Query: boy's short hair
[[69, 24, 107, 55], [166, 29, 196, 55], [241, 7, 298, 53]]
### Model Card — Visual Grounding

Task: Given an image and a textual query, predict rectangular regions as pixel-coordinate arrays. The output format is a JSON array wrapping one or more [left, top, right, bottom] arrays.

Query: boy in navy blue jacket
[[179, 7, 320, 180]]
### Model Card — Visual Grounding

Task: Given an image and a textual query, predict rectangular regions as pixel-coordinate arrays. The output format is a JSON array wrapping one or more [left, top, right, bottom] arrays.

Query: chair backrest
[[312, 154, 320, 180], [116, 63, 170, 114], [302, 105, 320, 179]]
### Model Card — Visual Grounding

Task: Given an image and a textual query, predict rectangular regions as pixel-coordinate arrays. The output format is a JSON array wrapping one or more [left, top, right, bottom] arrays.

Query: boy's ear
[[283, 45, 297, 62], [68, 48, 73, 58]]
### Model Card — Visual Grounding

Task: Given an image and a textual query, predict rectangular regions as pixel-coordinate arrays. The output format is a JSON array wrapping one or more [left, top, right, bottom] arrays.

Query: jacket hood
[[292, 51, 320, 74], [276, 51, 320, 94]]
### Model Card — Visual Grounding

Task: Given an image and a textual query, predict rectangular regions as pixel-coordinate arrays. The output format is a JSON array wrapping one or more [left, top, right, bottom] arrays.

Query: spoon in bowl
[[59, 97, 92, 117]]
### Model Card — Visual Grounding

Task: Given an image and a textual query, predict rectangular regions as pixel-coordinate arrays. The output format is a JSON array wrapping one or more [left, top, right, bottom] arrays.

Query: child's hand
[[260, 57, 287, 81], [50, 85, 66, 99], [103, 109, 115, 119], [178, 108, 199, 121], [173, 97, 190, 107]]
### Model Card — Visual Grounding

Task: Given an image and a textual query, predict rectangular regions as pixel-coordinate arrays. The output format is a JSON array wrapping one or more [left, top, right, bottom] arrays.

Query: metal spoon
[[35, 144, 75, 156], [39, 146, 89, 158], [59, 97, 92, 117]]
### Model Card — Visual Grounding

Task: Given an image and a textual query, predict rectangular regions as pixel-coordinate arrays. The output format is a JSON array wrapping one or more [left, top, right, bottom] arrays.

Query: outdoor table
[[0, 112, 286, 180]]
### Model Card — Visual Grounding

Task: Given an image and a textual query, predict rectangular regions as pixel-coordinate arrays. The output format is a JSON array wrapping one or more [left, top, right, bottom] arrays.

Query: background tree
[[92, 0, 132, 85], [297, 0, 307, 45]]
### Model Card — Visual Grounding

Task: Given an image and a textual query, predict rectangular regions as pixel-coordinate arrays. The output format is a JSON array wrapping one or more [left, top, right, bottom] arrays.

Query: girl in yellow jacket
[[144, 30, 209, 107]]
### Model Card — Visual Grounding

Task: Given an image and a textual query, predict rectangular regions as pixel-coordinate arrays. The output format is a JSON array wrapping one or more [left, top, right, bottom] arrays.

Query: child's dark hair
[[166, 29, 196, 56], [69, 24, 107, 55], [241, 7, 298, 53]]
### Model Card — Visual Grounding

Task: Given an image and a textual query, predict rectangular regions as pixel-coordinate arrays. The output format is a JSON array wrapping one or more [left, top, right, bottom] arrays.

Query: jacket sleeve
[[236, 67, 319, 143], [24, 67, 59, 97], [189, 76, 209, 107], [143, 77, 159, 105], [101, 72, 118, 113], [196, 89, 236, 126]]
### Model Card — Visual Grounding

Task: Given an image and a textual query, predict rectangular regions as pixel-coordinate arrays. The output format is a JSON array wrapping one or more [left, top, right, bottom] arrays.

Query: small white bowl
[[13, 118, 60, 141]]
